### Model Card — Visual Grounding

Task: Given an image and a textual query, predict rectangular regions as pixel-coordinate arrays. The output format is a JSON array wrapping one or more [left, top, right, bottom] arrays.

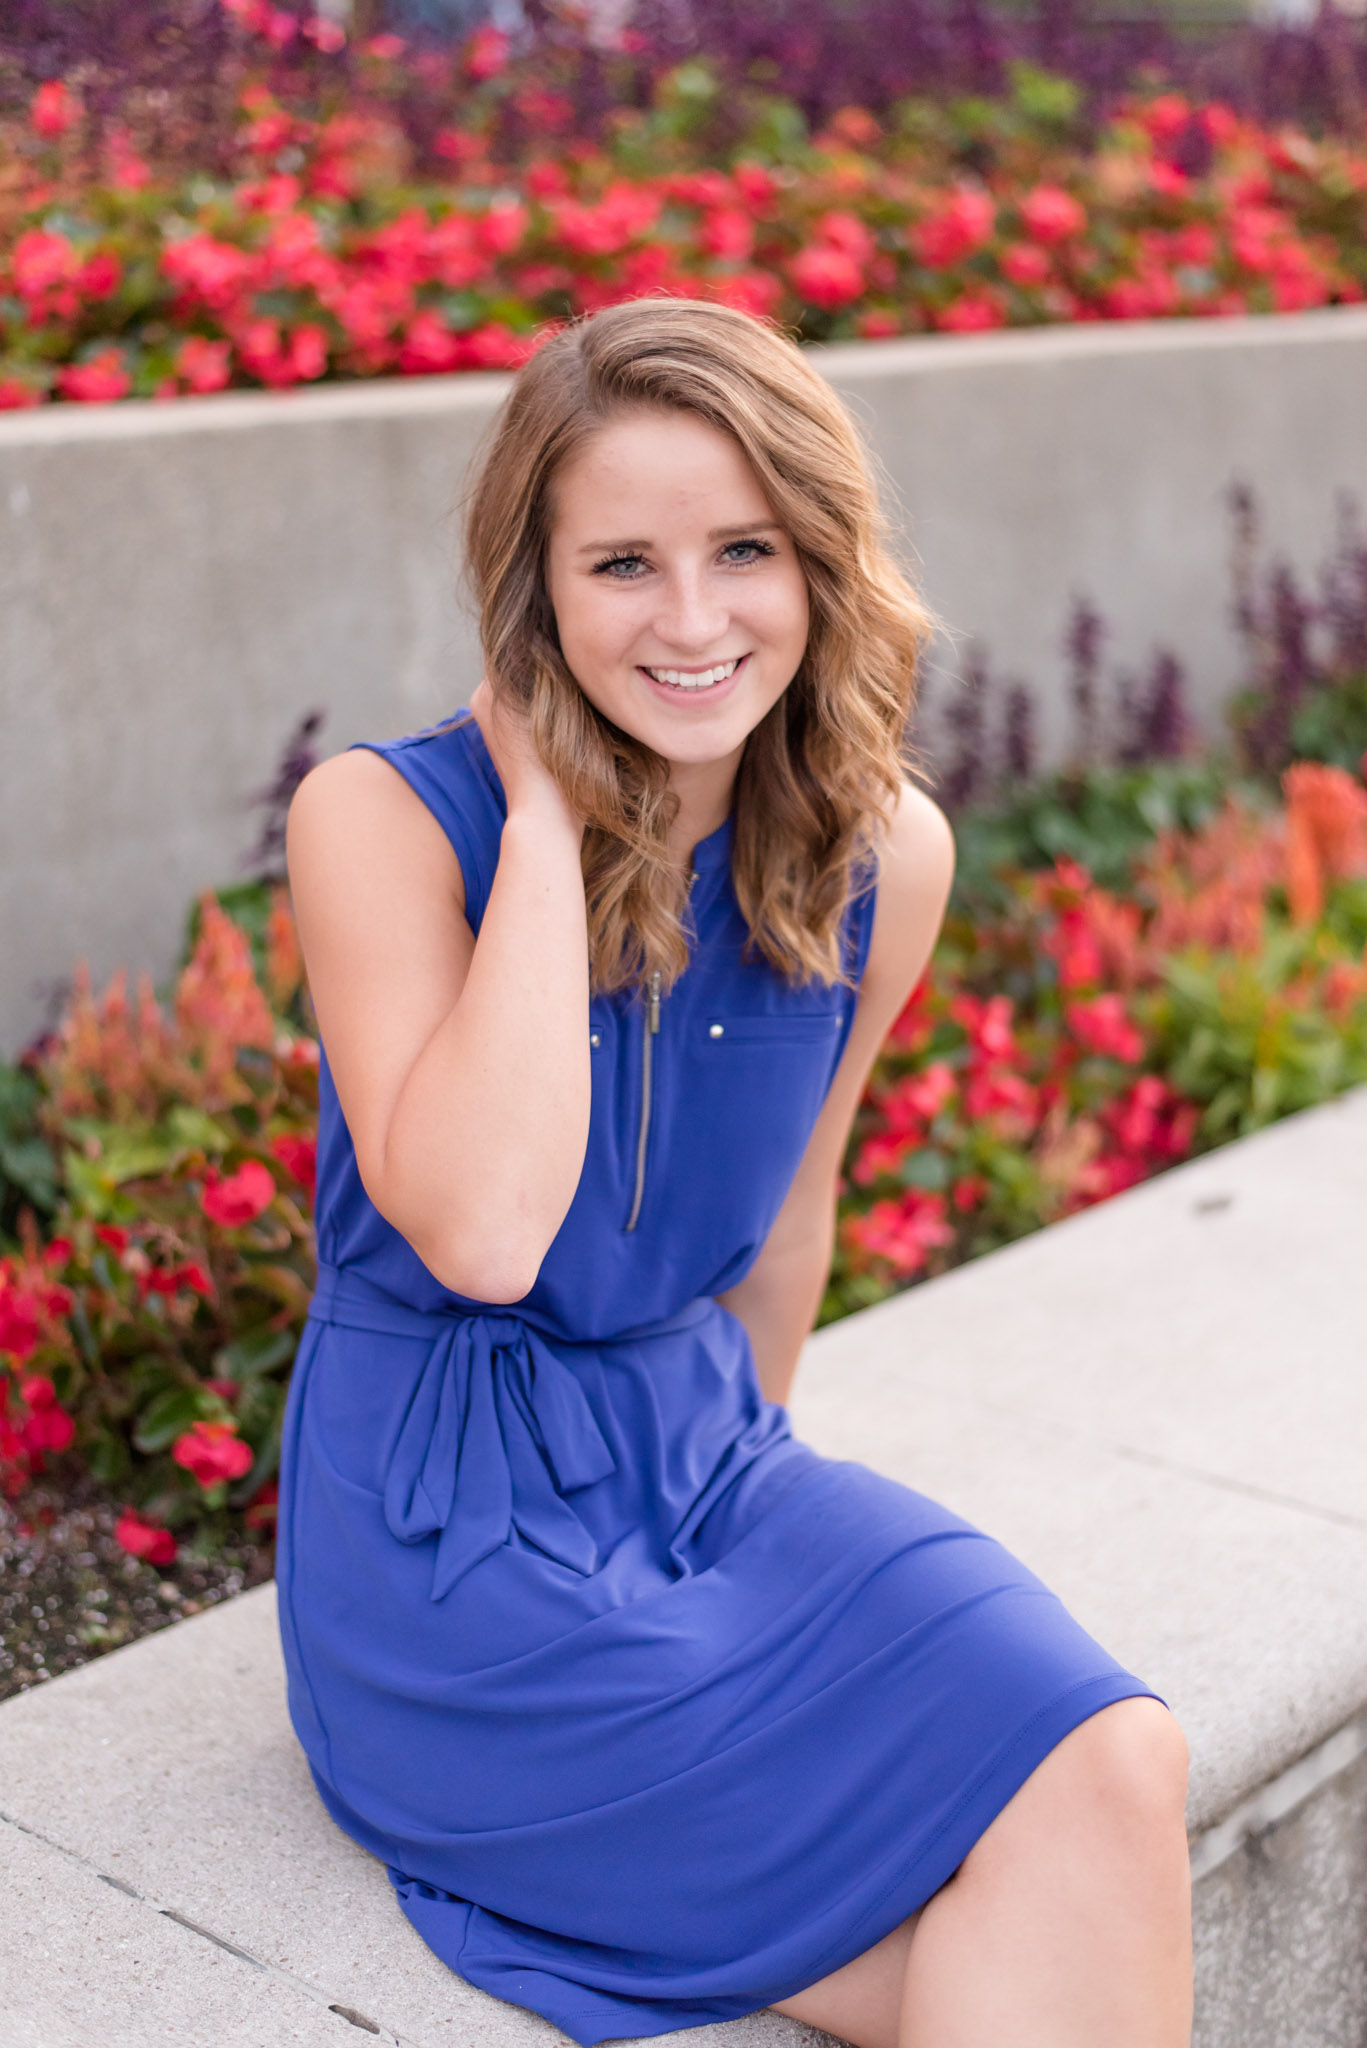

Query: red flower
[[856, 310, 901, 339], [20, 1377, 75, 1455], [175, 336, 233, 395], [57, 351, 131, 404], [953, 1174, 989, 1213], [161, 234, 253, 312], [172, 1419, 255, 1488], [31, 81, 78, 139], [114, 1509, 177, 1567], [935, 291, 1005, 333], [846, 1191, 953, 1279], [788, 244, 865, 310], [0, 1288, 40, 1363], [852, 1131, 915, 1186], [244, 1476, 279, 1531], [269, 1132, 317, 1196], [201, 1159, 276, 1227], [95, 1224, 129, 1253], [707, 270, 784, 321], [0, 380, 43, 411], [1066, 994, 1145, 1063], [1020, 186, 1086, 245], [911, 189, 995, 269], [399, 312, 464, 375]]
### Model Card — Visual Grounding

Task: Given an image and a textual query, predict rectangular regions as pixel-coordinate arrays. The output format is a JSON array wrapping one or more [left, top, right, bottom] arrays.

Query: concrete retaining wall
[[5, 306, 1367, 1052]]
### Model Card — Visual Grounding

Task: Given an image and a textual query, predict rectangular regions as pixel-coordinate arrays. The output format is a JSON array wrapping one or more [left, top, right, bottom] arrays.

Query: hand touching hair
[[464, 298, 930, 992]]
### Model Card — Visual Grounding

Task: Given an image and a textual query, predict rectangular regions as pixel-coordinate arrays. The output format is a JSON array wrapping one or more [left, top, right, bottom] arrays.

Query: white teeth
[[646, 658, 740, 691]]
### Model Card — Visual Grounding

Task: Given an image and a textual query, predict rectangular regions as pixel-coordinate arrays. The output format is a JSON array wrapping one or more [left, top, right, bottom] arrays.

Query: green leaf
[[133, 1386, 210, 1455], [214, 1326, 296, 1380]]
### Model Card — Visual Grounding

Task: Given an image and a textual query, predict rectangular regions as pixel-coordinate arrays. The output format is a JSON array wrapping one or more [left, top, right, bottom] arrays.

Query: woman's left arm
[[718, 783, 956, 1406]]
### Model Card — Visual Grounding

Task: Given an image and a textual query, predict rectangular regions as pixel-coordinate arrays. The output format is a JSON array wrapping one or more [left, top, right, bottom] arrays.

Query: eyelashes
[[590, 538, 779, 577]]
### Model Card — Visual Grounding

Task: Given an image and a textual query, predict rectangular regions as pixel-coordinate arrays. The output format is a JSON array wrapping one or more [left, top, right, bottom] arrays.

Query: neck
[[666, 748, 742, 867]]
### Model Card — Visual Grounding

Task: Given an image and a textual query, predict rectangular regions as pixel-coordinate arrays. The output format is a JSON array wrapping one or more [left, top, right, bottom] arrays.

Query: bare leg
[[772, 1699, 1192, 2048], [772, 1913, 917, 2048]]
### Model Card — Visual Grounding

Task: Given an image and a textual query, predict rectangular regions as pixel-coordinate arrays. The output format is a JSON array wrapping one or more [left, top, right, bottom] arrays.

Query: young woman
[[280, 298, 1192, 2048]]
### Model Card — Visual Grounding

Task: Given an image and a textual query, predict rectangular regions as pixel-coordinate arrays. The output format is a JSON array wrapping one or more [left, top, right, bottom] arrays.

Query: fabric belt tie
[[309, 1264, 617, 1601]]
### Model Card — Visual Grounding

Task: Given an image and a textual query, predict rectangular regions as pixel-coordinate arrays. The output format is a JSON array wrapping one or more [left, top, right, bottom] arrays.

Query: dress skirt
[[277, 1266, 1156, 2047]]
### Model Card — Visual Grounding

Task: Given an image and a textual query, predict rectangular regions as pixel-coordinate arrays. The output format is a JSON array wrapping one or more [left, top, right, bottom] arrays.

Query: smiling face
[[545, 408, 811, 812]]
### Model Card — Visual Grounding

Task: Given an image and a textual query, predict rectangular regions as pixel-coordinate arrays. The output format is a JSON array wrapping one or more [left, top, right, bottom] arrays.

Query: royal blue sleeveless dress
[[277, 713, 1156, 2046]]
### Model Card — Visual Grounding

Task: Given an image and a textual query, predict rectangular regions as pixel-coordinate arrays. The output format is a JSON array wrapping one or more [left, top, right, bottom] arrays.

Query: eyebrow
[[575, 521, 785, 555]]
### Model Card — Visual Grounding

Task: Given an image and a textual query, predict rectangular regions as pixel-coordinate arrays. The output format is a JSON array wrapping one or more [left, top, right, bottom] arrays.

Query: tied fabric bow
[[381, 1313, 616, 1601]]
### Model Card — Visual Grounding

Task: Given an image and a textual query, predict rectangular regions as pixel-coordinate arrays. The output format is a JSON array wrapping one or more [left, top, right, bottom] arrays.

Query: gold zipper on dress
[[624, 970, 662, 1234]]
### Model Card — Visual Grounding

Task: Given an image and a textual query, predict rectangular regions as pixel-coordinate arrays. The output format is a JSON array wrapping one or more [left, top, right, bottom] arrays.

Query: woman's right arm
[[285, 684, 591, 1303]]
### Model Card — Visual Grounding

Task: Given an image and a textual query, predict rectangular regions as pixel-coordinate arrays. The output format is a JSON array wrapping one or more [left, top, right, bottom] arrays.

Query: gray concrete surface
[[1, 1089, 1364, 2045], [6, 307, 1367, 1050]]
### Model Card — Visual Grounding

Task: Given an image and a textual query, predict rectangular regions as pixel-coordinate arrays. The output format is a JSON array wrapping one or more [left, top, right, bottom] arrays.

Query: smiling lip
[[639, 654, 748, 696]]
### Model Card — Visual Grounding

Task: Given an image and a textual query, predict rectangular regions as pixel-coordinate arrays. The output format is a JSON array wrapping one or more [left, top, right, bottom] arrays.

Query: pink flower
[[31, 81, 78, 140], [733, 162, 779, 210], [201, 1159, 275, 1227], [114, 1509, 177, 1567], [701, 209, 756, 263], [78, 252, 121, 300], [11, 229, 81, 300], [1066, 994, 1145, 1063], [175, 336, 233, 394], [464, 24, 510, 80], [911, 189, 995, 269], [1001, 242, 1052, 287], [477, 202, 529, 259], [172, 1419, 254, 1488], [903, 1061, 958, 1120], [816, 211, 876, 264], [161, 234, 253, 312], [0, 380, 43, 411], [788, 244, 865, 310], [1020, 186, 1086, 245], [56, 352, 131, 404]]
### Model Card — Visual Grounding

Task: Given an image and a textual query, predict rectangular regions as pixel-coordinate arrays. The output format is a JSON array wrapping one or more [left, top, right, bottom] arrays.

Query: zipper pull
[[647, 971, 662, 1034]]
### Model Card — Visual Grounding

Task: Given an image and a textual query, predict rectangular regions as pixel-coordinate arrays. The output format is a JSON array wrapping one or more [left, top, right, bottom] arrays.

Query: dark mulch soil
[[0, 1480, 274, 1703]]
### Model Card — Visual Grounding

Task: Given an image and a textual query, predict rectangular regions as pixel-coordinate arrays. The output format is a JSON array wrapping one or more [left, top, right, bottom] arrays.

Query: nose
[[650, 564, 730, 658]]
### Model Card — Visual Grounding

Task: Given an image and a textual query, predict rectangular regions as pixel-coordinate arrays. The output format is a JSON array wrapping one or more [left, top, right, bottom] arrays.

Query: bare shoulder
[[286, 746, 464, 916], [862, 779, 954, 1004]]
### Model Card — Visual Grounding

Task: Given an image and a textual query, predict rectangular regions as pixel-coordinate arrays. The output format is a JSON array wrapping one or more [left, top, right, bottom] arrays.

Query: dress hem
[[453, 1667, 1162, 2047]]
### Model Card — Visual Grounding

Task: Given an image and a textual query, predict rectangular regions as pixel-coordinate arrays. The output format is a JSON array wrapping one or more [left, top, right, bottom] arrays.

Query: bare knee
[[961, 1698, 1189, 1891], [1070, 1698, 1190, 1839]]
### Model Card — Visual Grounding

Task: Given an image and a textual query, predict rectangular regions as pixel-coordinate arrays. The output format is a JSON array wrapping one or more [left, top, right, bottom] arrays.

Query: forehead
[[550, 408, 773, 533]]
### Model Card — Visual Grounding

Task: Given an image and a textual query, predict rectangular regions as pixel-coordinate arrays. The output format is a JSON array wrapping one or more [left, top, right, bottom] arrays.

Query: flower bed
[[1, 744, 1364, 1585], [4, 3, 1367, 406]]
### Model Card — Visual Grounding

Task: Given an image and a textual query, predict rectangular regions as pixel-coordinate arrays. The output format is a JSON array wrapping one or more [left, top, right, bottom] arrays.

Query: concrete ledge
[[1, 1088, 1364, 2045], [7, 306, 1367, 1049]]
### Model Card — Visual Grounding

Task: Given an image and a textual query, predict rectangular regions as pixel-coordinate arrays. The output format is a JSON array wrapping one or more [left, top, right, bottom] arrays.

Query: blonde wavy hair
[[464, 297, 930, 993]]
